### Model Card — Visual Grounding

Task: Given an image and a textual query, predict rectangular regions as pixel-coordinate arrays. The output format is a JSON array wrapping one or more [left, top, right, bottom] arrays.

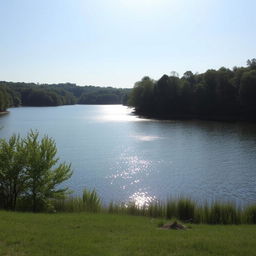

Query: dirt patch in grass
[[161, 221, 188, 230]]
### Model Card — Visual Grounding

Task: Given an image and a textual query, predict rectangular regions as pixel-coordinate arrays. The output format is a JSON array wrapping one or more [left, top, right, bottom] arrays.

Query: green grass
[[0, 211, 256, 256]]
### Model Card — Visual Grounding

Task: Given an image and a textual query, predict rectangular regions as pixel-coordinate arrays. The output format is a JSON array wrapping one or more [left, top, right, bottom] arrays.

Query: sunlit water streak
[[95, 105, 149, 122], [129, 191, 157, 208], [1, 105, 256, 206], [131, 135, 162, 141]]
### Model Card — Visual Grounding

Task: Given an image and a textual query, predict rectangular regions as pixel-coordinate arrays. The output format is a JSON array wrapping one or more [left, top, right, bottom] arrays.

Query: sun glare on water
[[129, 191, 156, 208], [97, 105, 148, 122]]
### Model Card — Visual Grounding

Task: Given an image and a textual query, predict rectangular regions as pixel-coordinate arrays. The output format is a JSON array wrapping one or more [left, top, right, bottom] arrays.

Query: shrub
[[0, 130, 72, 212]]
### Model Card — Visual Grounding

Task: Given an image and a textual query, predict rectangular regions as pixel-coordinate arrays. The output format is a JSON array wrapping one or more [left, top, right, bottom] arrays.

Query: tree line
[[0, 82, 130, 111], [128, 59, 256, 121]]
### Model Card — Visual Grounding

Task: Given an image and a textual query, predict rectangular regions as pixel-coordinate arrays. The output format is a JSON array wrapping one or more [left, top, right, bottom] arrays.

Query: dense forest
[[0, 82, 130, 112], [128, 59, 256, 121]]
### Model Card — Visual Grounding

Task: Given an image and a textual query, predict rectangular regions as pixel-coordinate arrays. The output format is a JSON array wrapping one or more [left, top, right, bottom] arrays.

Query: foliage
[[176, 198, 195, 221], [128, 58, 256, 120], [82, 188, 102, 212], [53, 197, 85, 212], [128, 76, 154, 112], [0, 131, 72, 212], [207, 202, 241, 224], [0, 135, 27, 210], [24, 131, 72, 212], [51, 189, 102, 213], [52, 193, 256, 225], [243, 205, 256, 224], [0, 86, 12, 111], [0, 81, 131, 108], [239, 70, 256, 113]]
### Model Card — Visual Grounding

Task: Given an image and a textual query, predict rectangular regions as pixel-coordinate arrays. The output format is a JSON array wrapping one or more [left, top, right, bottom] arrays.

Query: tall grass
[[105, 198, 256, 225], [14, 188, 256, 224], [52, 188, 102, 213], [82, 188, 102, 212], [53, 197, 85, 212], [207, 202, 241, 224], [243, 205, 256, 224], [176, 198, 195, 221], [166, 199, 177, 219]]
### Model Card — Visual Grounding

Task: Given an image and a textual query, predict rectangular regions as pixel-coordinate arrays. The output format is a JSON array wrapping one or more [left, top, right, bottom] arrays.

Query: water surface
[[1, 105, 256, 206]]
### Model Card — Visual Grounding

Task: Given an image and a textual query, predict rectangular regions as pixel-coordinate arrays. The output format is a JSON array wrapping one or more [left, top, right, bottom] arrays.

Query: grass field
[[0, 211, 256, 256]]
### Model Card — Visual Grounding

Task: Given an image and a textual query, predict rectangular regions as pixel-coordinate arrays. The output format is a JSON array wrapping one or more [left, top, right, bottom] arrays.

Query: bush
[[0, 130, 72, 212]]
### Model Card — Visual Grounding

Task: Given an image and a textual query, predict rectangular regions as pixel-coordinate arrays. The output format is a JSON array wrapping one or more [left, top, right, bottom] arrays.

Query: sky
[[0, 0, 256, 88]]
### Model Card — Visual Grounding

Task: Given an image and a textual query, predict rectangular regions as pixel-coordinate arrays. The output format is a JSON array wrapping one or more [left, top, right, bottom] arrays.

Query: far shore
[[133, 110, 256, 123]]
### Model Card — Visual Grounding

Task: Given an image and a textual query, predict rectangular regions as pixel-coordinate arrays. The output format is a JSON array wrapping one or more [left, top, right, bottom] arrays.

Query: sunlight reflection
[[107, 155, 152, 183], [96, 105, 148, 122], [129, 191, 156, 208], [131, 135, 161, 141], [106, 143, 155, 208]]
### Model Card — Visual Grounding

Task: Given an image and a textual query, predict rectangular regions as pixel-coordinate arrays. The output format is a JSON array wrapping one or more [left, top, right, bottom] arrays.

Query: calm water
[[1, 105, 256, 206]]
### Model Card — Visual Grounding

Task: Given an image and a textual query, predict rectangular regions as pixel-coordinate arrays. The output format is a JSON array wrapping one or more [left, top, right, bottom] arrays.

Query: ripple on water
[[107, 154, 152, 183], [106, 152, 155, 205]]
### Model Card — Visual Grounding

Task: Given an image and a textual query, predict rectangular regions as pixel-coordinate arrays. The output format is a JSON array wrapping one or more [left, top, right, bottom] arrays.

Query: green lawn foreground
[[0, 211, 255, 256]]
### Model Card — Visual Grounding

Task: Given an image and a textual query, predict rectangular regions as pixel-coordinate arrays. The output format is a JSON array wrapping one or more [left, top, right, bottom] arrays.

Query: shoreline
[[133, 111, 256, 123], [0, 111, 9, 116]]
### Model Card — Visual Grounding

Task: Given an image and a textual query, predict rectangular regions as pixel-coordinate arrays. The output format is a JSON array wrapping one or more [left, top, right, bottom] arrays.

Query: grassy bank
[[0, 211, 256, 256], [51, 195, 256, 225], [10, 188, 256, 224]]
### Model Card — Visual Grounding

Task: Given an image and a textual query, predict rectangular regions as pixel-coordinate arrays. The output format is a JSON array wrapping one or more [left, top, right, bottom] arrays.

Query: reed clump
[[243, 205, 256, 224], [52, 188, 102, 213]]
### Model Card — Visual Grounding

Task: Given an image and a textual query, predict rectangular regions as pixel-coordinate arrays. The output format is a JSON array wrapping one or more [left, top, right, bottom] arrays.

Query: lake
[[1, 105, 256, 206]]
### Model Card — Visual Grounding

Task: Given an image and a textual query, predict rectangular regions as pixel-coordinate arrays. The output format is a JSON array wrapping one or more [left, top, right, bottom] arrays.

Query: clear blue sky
[[0, 0, 255, 88]]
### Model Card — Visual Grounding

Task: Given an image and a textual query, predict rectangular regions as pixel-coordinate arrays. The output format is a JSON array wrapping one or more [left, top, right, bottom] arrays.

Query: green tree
[[247, 58, 256, 69], [239, 70, 256, 114], [128, 76, 154, 112], [154, 74, 180, 114], [0, 131, 72, 212], [24, 131, 72, 212], [0, 86, 10, 111], [215, 67, 237, 115], [0, 135, 27, 210]]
